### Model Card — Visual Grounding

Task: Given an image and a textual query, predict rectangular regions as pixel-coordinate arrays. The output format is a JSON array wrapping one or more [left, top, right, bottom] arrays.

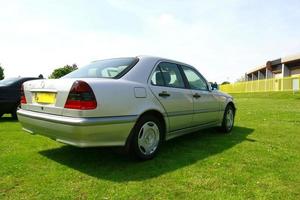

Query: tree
[[38, 74, 44, 79], [0, 64, 4, 80], [221, 81, 230, 85], [49, 64, 78, 79]]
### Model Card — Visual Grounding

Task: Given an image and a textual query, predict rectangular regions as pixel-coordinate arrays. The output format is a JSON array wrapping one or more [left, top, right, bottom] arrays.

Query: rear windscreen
[[0, 77, 20, 86], [63, 57, 138, 79]]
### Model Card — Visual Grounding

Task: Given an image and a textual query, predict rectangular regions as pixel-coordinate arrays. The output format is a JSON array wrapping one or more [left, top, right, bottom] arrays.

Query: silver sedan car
[[17, 56, 236, 160]]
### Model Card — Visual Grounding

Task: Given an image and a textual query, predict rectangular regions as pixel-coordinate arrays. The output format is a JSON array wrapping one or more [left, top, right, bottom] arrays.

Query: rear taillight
[[64, 81, 97, 110], [20, 84, 27, 104]]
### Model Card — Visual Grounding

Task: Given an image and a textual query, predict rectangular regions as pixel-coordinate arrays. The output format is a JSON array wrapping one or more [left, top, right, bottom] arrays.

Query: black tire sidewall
[[131, 115, 163, 160], [222, 105, 235, 133]]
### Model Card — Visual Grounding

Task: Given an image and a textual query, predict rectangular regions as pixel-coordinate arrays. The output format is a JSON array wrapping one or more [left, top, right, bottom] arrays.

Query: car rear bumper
[[17, 109, 137, 147]]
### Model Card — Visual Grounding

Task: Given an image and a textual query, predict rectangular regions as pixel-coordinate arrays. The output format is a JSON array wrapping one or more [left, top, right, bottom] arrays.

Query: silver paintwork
[[17, 55, 235, 147], [18, 109, 136, 147], [17, 109, 137, 126]]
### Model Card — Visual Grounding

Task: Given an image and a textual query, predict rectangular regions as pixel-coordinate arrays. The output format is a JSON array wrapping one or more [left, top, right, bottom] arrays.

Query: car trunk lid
[[21, 79, 75, 116]]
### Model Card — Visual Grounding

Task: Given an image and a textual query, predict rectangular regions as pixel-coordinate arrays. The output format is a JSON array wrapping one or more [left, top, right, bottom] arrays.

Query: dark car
[[0, 77, 42, 119]]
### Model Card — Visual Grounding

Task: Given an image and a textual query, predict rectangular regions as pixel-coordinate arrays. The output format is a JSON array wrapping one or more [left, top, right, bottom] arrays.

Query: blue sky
[[1, 0, 300, 82]]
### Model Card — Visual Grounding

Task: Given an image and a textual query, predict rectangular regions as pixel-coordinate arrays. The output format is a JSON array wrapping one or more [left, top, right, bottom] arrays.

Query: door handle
[[193, 93, 201, 98], [159, 91, 170, 97]]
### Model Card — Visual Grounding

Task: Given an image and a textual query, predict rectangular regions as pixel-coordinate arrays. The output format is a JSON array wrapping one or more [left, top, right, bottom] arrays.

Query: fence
[[219, 76, 300, 93]]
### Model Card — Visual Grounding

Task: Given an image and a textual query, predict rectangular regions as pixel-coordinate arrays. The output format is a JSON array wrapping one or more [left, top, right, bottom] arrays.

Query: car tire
[[130, 115, 163, 160], [220, 104, 235, 133]]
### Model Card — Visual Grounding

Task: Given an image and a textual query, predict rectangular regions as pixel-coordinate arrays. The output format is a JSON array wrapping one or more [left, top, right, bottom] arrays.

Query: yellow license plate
[[33, 93, 56, 104]]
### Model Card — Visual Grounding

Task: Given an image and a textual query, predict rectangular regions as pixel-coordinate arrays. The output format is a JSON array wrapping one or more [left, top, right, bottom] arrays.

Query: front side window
[[63, 57, 137, 79], [151, 62, 185, 88], [182, 66, 208, 90]]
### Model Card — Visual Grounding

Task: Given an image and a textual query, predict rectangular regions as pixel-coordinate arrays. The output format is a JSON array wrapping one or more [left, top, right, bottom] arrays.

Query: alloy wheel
[[137, 121, 160, 156]]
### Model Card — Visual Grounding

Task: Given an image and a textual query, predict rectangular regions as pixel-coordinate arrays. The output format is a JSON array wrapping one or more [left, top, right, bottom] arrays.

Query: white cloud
[[157, 13, 176, 26]]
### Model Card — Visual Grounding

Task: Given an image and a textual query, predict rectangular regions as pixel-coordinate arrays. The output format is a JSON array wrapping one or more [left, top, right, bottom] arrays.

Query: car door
[[181, 65, 220, 126], [149, 62, 193, 132]]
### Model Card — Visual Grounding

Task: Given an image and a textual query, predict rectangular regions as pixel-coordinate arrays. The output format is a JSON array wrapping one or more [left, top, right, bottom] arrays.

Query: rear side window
[[182, 66, 208, 90], [151, 62, 185, 88], [151, 66, 165, 86], [63, 57, 137, 79]]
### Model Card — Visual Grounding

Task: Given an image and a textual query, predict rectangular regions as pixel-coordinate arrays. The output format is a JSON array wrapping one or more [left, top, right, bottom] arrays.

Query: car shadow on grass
[[0, 116, 18, 122], [39, 126, 254, 182]]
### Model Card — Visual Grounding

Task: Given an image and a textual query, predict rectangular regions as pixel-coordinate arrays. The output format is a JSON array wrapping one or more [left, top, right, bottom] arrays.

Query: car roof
[[137, 55, 195, 68], [116, 55, 200, 84], [91, 55, 196, 70], [7, 77, 39, 79], [87, 55, 201, 84]]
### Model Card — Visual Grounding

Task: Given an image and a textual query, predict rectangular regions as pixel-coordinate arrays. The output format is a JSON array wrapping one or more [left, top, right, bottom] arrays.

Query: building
[[218, 53, 300, 93], [246, 53, 300, 81]]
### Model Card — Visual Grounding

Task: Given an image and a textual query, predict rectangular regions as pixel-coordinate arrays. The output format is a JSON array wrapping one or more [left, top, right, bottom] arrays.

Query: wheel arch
[[125, 109, 167, 152], [137, 109, 167, 140], [226, 101, 236, 115]]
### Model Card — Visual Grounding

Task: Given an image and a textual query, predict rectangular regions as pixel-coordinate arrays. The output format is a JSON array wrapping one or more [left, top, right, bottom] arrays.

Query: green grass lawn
[[0, 92, 300, 199]]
